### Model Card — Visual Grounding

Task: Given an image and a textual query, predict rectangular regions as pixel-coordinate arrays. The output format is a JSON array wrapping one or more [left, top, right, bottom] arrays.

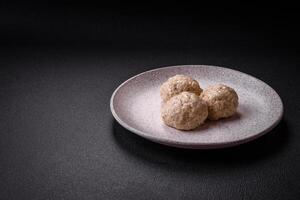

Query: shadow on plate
[[192, 112, 242, 132], [112, 118, 290, 171]]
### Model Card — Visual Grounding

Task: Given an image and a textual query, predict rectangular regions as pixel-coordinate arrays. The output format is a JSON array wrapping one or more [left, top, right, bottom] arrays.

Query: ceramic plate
[[110, 65, 283, 149]]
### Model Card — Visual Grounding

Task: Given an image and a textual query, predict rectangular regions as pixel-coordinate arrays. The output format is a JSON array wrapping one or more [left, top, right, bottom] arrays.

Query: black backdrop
[[1, 2, 300, 200]]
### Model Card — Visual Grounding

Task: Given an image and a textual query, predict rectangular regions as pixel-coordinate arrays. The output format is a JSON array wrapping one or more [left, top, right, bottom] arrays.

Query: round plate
[[110, 65, 283, 149]]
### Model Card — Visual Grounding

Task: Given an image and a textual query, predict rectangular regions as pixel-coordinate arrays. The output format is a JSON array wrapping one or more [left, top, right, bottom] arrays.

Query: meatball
[[201, 84, 238, 120], [160, 74, 202, 102], [161, 92, 208, 130]]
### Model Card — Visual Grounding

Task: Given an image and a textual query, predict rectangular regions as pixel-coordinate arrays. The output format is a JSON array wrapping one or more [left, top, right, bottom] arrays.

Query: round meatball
[[201, 84, 238, 120], [160, 74, 202, 102], [161, 92, 208, 130]]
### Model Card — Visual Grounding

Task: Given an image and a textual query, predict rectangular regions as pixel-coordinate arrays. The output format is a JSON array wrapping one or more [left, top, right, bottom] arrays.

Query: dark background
[[0, 2, 300, 200]]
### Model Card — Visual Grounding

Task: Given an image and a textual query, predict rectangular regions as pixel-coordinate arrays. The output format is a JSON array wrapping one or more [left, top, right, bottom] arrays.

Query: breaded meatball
[[161, 92, 208, 130], [201, 84, 238, 120], [160, 74, 202, 102]]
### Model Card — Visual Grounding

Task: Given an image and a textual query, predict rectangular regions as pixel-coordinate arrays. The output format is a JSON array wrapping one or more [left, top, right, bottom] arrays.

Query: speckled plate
[[110, 65, 283, 149]]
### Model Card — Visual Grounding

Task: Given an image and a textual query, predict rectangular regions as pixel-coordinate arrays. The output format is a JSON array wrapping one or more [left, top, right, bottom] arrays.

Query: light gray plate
[[110, 65, 283, 149]]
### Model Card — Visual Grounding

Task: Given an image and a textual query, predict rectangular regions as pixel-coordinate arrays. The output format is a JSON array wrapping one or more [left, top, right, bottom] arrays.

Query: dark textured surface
[[0, 3, 300, 200]]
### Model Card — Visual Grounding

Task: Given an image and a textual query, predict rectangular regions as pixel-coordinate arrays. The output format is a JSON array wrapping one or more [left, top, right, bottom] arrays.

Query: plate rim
[[110, 65, 284, 149]]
